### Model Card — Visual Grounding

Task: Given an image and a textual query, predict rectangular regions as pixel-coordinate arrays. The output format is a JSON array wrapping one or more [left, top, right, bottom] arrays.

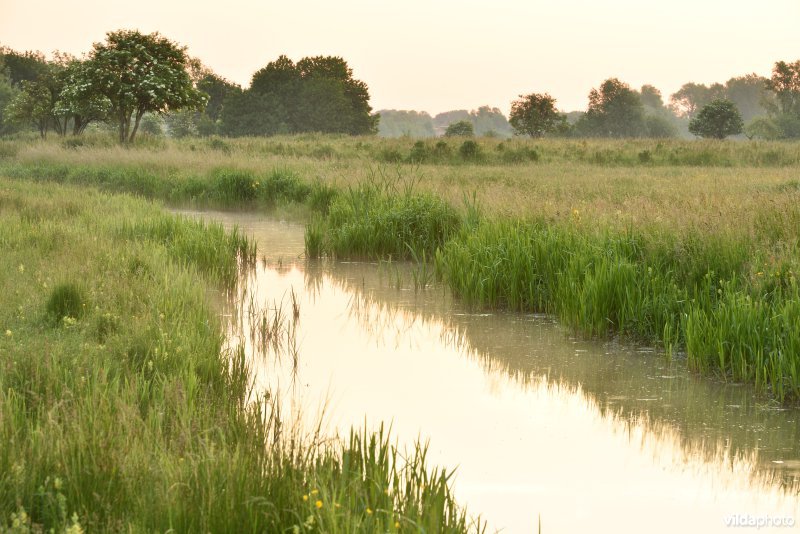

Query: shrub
[[46, 283, 88, 324]]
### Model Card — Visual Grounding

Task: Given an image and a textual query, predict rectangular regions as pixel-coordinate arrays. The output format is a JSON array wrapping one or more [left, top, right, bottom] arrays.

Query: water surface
[[183, 210, 800, 533]]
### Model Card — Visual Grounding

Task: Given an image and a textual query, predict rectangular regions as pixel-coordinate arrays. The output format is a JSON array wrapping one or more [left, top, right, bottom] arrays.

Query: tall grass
[[0, 178, 479, 532], [3, 135, 800, 402]]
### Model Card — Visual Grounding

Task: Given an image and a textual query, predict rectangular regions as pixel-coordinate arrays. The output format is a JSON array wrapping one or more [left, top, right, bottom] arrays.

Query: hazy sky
[[2, 0, 799, 115]]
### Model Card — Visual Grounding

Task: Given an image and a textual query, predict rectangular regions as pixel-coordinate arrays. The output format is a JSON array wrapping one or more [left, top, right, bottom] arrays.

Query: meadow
[[3, 135, 800, 396], [0, 177, 477, 532]]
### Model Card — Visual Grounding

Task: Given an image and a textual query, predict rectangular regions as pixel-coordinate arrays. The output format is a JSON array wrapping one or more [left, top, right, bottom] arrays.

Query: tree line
[[0, 30, 376, 142], [1, 29, 799, 142]]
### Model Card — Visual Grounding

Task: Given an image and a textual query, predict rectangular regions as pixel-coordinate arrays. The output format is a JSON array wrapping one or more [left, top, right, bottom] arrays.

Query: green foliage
[[745, 117, 781, 140], [83, 30, 207, 143], [766, 60, 800, 117], [577, 78, 646, 137], [139, 114, 163, 136], [4, 80, 52, 137], [229, 54, 377, 136], [509, 93, 563, 138], [458, 140, 481, 161], [689, 99, 744, 139], [444, 120, 474, 137], [45, 282, 88, 323]]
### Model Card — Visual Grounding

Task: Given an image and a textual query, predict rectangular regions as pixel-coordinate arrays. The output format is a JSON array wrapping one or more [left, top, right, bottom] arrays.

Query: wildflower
[[366, 508, 373, 515], [315, 500, 323, 509], [310, 489, 319, 495], [302, 494, 308, 502], [53, 477, 63, 490], [395, 521, 401, 529], [5, 330, 11, 337], [757, 272, 764, 276]]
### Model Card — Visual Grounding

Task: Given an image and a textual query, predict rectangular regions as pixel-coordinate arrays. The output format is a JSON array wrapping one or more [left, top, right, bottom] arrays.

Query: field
[[1, 133, 799, 528]]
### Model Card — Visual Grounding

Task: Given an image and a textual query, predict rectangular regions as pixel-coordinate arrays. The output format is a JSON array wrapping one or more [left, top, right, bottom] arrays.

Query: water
[[183, 210, 800, 533]]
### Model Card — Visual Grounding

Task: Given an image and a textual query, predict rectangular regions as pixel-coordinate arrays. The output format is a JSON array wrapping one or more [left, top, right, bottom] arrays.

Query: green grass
[[3, 135, 800, 402], [0, 178, 479, 533]]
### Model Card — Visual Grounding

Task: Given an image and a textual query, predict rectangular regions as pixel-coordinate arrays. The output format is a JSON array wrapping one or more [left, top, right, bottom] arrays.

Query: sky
[[1, 0, 799, 115]]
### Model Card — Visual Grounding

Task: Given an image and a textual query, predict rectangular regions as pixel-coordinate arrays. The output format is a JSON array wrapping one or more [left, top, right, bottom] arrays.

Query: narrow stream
[[184, 210, 800, 533]]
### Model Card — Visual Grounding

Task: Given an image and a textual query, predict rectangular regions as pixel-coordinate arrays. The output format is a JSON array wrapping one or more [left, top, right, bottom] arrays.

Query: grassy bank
[[2, 136, 800, 402], [0, 178, 478, 532]]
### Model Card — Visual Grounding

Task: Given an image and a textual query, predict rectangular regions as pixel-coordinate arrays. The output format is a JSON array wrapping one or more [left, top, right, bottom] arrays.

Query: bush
[[46, 283, 88, 324], [458, 140, 481, 161]]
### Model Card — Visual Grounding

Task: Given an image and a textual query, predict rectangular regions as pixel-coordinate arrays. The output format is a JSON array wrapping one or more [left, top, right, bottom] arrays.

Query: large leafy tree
[[83, 30, 206, 143], [509, 93, 562, 137], [766, 60, 800, 117], [688, 99, 743, 139], [238, 54, 376, 136], [577, 78, 645, 137]]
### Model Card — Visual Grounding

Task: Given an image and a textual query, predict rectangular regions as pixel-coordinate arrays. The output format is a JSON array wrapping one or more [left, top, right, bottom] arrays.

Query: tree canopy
[[222, 55, 377, 136], [576, 78, 646, 137], [509, 93, 563, 137], [83, 30, 206, 143], [444, 120, 474, 137], [688, 99, 743, 139]]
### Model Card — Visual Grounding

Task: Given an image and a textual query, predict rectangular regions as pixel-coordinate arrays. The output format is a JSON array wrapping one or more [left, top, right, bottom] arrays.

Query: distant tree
[[444, 120, 474, 137], [5, 80, 52, 137], [139, 113, 164, 136], [244, 54, 376, 135], [196, 72, 238, 122], [376, 109, 435, 137], [220, 88, 288, 136], [670, 82, 725, 119], [578, 78, 646, 137], [639, 85, 665, 110], [744, 117, 781, 140], [509, 93, 562, 137], [470, 106, 511, 137], [0, 48, 50, 86], [724, 74, 769, 122], [766, 60, 800, 117], [644, 114, 678, 138], [688, 99, 743, 139], [81, 30, 206, 143], [433, 110, 470, 134], [0, 59, 17, 135]]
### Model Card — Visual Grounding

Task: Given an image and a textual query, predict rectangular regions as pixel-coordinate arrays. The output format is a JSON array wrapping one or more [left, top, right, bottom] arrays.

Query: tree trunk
[[128, 108, 145, 143]]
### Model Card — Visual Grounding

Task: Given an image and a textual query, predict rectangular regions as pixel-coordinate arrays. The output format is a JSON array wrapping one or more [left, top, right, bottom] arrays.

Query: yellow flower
[[310, 489, 319, 495], [5, 330, 11, 337], [302, 494, 308, 502], [366, 508, 373, 515], [315, 500, 323, 509], [395, 521, 401, 529]]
